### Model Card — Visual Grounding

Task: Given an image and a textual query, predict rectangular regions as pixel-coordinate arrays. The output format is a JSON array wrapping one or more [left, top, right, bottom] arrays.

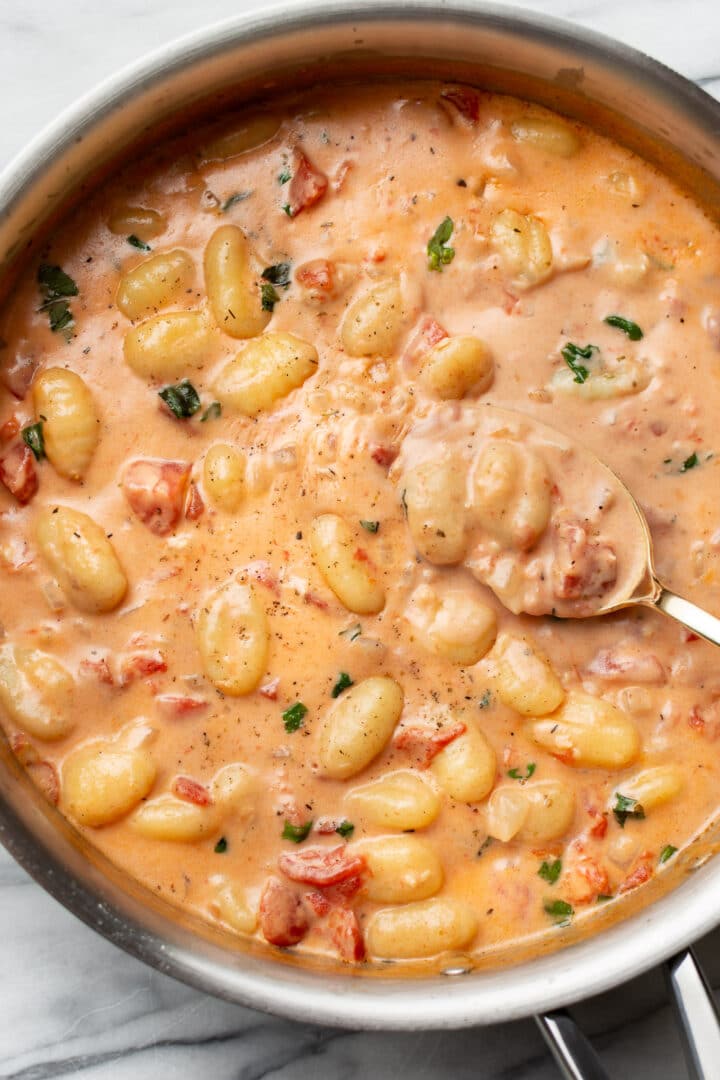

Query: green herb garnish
[[261, 282, 280, 312], [127, 234, 151, 251], [282, 203, 293, 218], [282, 701, 307, 733], [200, 401, 222, 422], [604, 314, 643, 340], [561, 342, 597, 384], [597, 893, 613, 903], [660, 844, 678, 864], [278, 169, 291, 185], [681, 452, 699, 472], [427, 216, 455, 271], [538, 859, 562, 885], [221, 191, 252, 212], [21, 422, 45, 461], [38, 263, 78, 334], [261, 262, 292, 288], [214, 836, 228, 853], [336, 820, 355, 839], [331, 672, 354, 698], [158, 380, 201, 419], [508, 763, 536, 782], [612, 792, 646, 828], [282, 819, 313, 843], [478, 689, 492, 710], [544, 899, 574, 921], [360, 520, 379, 533]]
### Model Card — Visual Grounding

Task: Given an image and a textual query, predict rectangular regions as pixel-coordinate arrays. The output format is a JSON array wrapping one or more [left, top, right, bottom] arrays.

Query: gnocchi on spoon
[[394, 403, 720, 645]]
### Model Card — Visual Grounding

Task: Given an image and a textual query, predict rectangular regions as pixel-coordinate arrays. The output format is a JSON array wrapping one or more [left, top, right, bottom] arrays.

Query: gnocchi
[[310, 513, 385, 614], [116, 249, 195, 320], [196, 579, 269, 695], [491, 209, 553, 288], [366, 897, 478, 960], [63, 739, 156, 827], [526, 691, 640, 768], [204, 225, 271, 340], [341, 279, 407, 357], [345, 770, 441, 830], [213, 331, 317, 415], [124, 311, 214, 379], [317, 676, 403, 780], [36, 506, 127, 613], [431, 722, 496, 804], [32, 368, 99, 480]]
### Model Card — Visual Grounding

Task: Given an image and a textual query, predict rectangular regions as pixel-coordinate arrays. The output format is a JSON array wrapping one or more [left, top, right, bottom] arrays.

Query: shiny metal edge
[[1, 0, 720, 1030]]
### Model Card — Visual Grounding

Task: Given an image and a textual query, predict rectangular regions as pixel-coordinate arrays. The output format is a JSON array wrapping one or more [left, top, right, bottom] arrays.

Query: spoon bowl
[[395, 403, 720, 646]]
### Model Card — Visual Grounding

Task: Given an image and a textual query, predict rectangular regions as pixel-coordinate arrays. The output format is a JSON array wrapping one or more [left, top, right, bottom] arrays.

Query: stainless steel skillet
[[1, 3, 720, 1075]]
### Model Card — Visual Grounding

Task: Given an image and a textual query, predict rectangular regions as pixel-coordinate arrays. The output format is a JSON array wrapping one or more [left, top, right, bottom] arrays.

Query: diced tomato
[[121, 458, 191, 536], [305, 891, 331, 917], [287, 149, 328, 217], [588, 810, 609, 839], [185, 482, 204, 521], [246, 560, 280, 595], [587, 645, 665, 685], [0, 416, 20, 443], [155, 693, 207, 716], [259, 677, 280, 700], [563, 844, 610, 904], [618, 862, 653, 894], [440, 86, 480, 123], [314, 817, 342, 835], [552, 522, 617, 602], [321, 875, 363, 904], [304, 590, 329, 611], [394, 721, 466, 768], [1, 353, 37, 399], [328, 907, 365, 962], [118, 648, 167, 686], [296, 259, 335, 298], [172, 775, 213, 806], [79, 656, 115, 686], [354, 547, 371, 564], [278, 844, 366, 887], [402, 315, 448, 367], [370, 444, 398, 469], [259, 877, 309, 947], [0, 442, 38, 504], [27, 760, 60, 805]]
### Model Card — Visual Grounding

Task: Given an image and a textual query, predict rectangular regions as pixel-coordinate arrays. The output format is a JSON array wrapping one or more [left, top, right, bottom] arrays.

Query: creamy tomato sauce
[[1, 81, 720, 971]]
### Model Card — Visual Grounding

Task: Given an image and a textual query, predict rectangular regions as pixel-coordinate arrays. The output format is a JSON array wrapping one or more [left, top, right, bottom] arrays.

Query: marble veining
[[1, 0, 719, 1076]]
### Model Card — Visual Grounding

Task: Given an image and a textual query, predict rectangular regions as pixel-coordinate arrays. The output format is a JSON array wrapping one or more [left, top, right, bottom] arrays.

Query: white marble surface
[[1, 1, 720, 1076]]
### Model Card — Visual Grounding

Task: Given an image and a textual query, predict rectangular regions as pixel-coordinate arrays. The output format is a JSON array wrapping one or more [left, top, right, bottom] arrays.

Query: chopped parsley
[[538, 858, 562, 885], [331, 672, 354, 698], [612, 792, 646, 828], [282, 203, 293, 218], [158, 380, 201, 419], [478, 689, 492, 710], [38, 263, 78, 334], [200, 401, 222, 422], [278, 168, 292, 185], [339, 623, 362, 641], [660, 844, 678, 864], [261, 262, 292, 287], [604, 314, 643, 340], [336, 820, 355, 839], [214, 836, 228, 853], [221, 191, 252, 212], [561, 342, 597, 384], [597, 893, 614, 903], [21, 422, 45, 461], [508, 763, 536, 782], [360, 520, 379, 533], [282, 819, 313, 843], [282, 701, 307, 732], [127, 234, 151, 251], [427, 216, 455, 271], [261, 282, 280, 312], [681, 452, 699, 472], [544, 899, 574, 921]]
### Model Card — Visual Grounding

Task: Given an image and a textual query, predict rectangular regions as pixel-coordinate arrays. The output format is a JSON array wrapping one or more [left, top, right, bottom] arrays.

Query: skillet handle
[[534, 1011, 611, 1079], [665, 948, 720, 1080]]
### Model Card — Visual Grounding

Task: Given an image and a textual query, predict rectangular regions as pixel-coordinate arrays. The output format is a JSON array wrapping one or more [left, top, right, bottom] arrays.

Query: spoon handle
[[652, 584, 720, 646]]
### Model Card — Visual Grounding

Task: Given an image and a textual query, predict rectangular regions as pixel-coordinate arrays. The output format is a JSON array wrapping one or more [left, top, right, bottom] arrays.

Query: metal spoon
[[398, 404, 720, 645]]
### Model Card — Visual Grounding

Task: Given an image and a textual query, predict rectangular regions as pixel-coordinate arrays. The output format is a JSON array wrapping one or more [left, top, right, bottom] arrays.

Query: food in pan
[[0, 81, 718, 967]]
